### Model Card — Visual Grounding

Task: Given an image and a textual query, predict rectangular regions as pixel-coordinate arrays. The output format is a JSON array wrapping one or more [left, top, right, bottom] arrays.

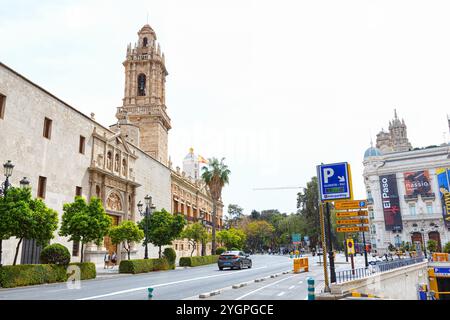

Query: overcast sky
[[2, 0, 450, 215]]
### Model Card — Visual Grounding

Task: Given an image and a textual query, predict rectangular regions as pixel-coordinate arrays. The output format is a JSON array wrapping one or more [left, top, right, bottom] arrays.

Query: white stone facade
[[0, 62, 171, 266], [363, 145, 450, 254]]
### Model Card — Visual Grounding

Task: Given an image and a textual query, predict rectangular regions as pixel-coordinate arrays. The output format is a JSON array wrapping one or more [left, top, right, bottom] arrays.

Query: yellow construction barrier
[[293, 257, 309, 273], [432, 253, 449, 262], [351, 291, 381, 299]]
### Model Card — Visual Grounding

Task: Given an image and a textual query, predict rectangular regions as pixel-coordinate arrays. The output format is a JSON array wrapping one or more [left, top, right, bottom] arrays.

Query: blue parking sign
[[317, 162, 352, 201]]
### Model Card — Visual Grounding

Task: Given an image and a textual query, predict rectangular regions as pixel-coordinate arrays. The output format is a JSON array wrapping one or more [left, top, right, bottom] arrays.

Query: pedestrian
[[111, 252, 117, 268], [104, 252, 111, 269]]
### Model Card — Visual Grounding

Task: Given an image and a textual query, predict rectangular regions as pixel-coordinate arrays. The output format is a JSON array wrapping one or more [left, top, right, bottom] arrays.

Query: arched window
[[107, 152, 112, 170], [114, 154, 120, 172], [138, 74, 146, 96], [122, 159, 127, 176], [143, 37, 148, 47]]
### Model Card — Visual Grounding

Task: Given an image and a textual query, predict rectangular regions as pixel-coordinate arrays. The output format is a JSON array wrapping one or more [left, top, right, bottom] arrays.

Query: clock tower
[[116, 24, 171, 165]]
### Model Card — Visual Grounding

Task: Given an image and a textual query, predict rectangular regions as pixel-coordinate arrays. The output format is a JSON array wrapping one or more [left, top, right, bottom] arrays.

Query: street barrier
[[307, 277, 315, 300], [293, 257, 309, 273], [432, 253, 449, 262], [148, 287, 154, 299]]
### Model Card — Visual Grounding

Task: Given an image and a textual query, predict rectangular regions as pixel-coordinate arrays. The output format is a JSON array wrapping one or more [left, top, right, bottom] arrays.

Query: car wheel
[[219, 267, 223, 270], [239, 262, 243, 270], [248, 262, 252, 269]]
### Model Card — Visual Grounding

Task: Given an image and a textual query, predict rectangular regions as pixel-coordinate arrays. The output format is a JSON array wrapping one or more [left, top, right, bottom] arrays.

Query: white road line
[[298, 281, 303, 284], [78, 266, 268, 300], [288, 285, 295, 290], [277, 292, 286, 297], [235, 274, 298, 300]]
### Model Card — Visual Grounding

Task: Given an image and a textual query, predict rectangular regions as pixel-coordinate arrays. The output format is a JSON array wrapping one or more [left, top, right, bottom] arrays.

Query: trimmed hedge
[[163, 248, 176, 270], [69, 262, 96, 280], [179, 255, 219, 267], [0, 262, 96, 288], [215, 247, 227, 255], [119, 258, 170, 274], [40, 244, 71, 265]]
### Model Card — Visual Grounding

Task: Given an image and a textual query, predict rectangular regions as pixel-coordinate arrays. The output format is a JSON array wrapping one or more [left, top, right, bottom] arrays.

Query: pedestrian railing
[[336, 256, 425, 284]]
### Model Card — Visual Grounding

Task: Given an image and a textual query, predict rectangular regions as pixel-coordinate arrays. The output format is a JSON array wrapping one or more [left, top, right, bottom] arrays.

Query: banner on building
[[436, 168, 450, 228], [403, 170, 433, 197], [379, 174, 403, 231]]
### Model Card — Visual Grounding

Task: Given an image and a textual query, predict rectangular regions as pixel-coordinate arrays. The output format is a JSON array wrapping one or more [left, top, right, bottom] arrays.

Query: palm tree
[[201, 157, 231, 255]]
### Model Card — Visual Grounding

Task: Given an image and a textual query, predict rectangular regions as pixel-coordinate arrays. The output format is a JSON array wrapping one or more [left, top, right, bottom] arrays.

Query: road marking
[[288, 285, 295, 290], [235, 274, 298, 300], [78, 266, 268, 300], [298, 281, 303, 284], [277, 291, 286, 297]]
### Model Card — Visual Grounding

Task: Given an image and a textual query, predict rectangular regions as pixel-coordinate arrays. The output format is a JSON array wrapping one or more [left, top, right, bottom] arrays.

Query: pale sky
[[1, 0, 450, 215]]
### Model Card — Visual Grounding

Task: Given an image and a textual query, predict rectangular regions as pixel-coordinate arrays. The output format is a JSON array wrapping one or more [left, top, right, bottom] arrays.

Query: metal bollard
[[307, 277, 315, 300], [148, 287, 154, 299]]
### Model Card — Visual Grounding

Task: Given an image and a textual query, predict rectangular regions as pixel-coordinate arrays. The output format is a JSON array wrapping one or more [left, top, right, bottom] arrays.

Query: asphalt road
[[0, 253, 372, 300], [0, 254, 296, 300]]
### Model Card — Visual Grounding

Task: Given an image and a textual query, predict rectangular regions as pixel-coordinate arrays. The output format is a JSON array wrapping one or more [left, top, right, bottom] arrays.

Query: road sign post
[[319, 202, 329, 292], [325, 202, 336, 284]]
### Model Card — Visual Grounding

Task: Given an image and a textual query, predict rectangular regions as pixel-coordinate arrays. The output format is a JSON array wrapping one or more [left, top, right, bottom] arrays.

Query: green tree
[[427, 240, 438, 253], [0, 187, 31, 265], [201, 157, 231, 255], [60, 196, 112, 263], [250, 210, 260, 220], [226, 204, 243, 228], [109, 221, 144, 260], [2, 188, 59, 265], [139, 209, 186, 258], [180, 222, 208, 257], [297, 177, 321, 249], [217, 228, 246, 250], [243, 220, 275, 252]]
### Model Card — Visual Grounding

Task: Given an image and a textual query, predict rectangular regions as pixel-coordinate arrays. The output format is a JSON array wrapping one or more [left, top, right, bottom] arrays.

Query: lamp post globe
[[19, 177, 30, 189], [3, 160, 14, 178]]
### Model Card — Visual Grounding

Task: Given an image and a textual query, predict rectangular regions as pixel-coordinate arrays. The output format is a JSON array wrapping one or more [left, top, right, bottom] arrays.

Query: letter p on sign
[[323, 168, 334, 184]]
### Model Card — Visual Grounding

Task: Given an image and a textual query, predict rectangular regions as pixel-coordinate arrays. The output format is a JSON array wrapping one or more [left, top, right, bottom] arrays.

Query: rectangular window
[[409, 204, 416, 215], [38, 176, 47, 199], [75, 186, 82, 197], [426, 203, 433, 214], [175, 244, 178, 250], [0, 94, 5, 119], [43, 117, 52, 139], [79, 136, 85, 154], [72, 241, 80, 256]]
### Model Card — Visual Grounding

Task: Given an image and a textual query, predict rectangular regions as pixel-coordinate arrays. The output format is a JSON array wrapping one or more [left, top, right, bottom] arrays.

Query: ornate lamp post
[[199, 212, 207, 256], [137, 195, 155, 259]]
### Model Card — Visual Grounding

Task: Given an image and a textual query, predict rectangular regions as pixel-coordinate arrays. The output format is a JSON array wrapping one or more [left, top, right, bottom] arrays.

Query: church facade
[[0, 24, 221, 265]]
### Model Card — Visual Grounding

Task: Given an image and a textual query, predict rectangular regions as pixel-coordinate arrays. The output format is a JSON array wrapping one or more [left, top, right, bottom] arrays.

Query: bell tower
[[117, 24, 171, 165]]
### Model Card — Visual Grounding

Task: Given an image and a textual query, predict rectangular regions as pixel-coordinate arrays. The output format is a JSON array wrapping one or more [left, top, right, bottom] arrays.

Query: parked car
[[218, 251, 252, 270]]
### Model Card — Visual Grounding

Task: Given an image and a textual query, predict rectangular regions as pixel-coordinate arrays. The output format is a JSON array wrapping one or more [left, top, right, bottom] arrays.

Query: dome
[[364, 146, 382, 159], [184, 148, 196, 161]]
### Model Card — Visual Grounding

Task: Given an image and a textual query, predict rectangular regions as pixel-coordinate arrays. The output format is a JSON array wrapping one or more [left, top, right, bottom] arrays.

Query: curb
[[232, 283, 248, 289], [199, 290, 221, 298]]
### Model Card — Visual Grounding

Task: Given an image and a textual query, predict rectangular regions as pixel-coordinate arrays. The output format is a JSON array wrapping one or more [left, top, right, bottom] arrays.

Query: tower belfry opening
[[116, 24, 171, 165]]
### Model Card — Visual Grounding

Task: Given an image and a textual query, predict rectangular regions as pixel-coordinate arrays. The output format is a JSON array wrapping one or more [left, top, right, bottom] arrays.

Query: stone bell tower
[[116, 24, 171, 165]]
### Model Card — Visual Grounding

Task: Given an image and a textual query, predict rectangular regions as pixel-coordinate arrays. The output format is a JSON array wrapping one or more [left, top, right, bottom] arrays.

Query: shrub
[[68, 262, 96, 280], [40, 244, 71, 265], [119, 258, 170, 274], [163, 247, 176, 269], [179, 255, 219, 267], [443, 242, 450, 254], [230, 247, 240, 251], [0, 264, 67, 288], [427, 240, 438, 253], [216, 247, 226, 255]]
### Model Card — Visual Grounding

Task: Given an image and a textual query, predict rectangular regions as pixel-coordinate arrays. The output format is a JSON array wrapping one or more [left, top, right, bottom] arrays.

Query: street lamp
[[199, 212, 208, 256], [19, 177, 30, 189], [0, 160, 14, 196], [420, 228, 427, 259], [137, 195, 156, 259]]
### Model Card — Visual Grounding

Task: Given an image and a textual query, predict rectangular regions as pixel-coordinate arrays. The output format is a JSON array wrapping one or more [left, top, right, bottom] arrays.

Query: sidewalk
[[96, 265, 120, 279]]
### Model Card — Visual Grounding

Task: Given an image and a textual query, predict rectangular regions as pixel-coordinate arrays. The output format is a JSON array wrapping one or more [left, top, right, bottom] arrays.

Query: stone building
[[0, 23, 223, 265], [376, 109, 412, 153], [363, 114, 450, 255], [0, 62, 171, 265], [170, 149, 224, 257]]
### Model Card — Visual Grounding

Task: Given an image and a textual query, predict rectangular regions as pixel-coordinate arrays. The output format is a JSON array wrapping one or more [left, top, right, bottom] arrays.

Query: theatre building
[[363, 111, 450, 254]]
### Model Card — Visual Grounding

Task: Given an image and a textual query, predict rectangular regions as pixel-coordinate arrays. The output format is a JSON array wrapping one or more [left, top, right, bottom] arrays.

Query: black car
[[218, 251, 252, 270]]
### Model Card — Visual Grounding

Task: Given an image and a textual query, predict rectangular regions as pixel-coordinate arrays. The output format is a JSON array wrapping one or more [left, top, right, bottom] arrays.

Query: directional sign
[[336, 211, 368, 218], [337, 226, 369, 233], [335, 200, 367, 210], [292, 233, 301, 245], [337, 219, 369, 225], [317, 162, 353, 201], [434, 267, 450, 277]]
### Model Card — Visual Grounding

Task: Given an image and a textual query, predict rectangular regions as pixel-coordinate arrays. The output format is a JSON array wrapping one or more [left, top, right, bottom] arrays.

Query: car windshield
[[223, 251, 240, 255]]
